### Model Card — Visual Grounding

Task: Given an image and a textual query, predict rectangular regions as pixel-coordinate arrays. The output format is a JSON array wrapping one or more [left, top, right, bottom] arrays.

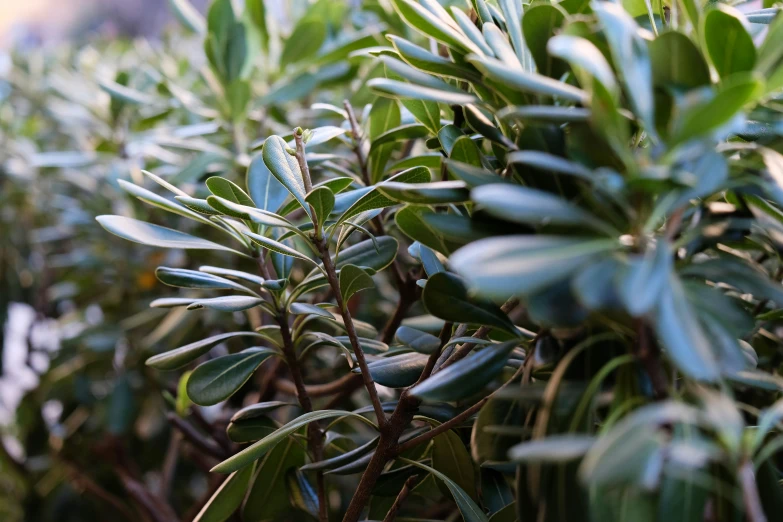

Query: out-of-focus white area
[[0, 304, 60, 430], [0, 0, 209, 48]]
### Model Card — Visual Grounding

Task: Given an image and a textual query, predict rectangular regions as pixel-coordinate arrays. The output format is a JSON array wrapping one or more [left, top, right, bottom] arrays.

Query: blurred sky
[[0, 0, 208, 48]]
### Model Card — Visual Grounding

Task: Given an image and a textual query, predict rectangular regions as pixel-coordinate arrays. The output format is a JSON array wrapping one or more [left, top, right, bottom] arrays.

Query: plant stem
[[275, 372, 362, 397], [382, 474, 419, 522], [294, 128, 313, 193], [278, 309, 328, 522], [317, 237, 388, 430], [343, 100, 369, 184]]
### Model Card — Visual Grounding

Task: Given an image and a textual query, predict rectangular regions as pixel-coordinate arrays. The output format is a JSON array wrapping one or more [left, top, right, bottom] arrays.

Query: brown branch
[[160, 431, 181, 499], [294, 127, 314, 193], [64, 462, 137, 522], [274, 372, 363, 397], [278, 308, 328, 522], [344, 100, 369, 185], [635, 320, 668, 399], [166, 413, 226, 461], [394, 398, 489, 456], [318, 237, 388, 430], [382, 474, 420, 522]]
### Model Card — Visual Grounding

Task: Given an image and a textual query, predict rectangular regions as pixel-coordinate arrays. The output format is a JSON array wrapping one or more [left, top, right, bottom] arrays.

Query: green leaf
[[671, 73, 764, 145], [118, 180, 210, 223], [231, 401, 296, 422], [213, 410, 376, 473], [471, 396, 524, 463], [618, 241, 672, 317], [175, 196, 222, 216], [339, 264, 374, 305], [704, 5, 756, 78], [433, 430, 478, 501], [286, 469, 319, 517], [227, 416, 279, 444], [306, 186, 335, 229], [653, 275, 721, 382], [155, 267, 256, 294], [193, 465, 254, 522], [401, 99, 442, 134], [199, 266, 265, 286], [146, 332, 263, 371], [207, 176, 255, 207], [243, 230, 314, 264], [389, 35, 483, 83], [498, 105, 591, 123], [400, 458, 489, 522], [472, 184, 614, 234], [522, 3, 567, 78], [395, 326, 441, 354], [467, 54, 588, 103], [300, 436, 380, 472], [168, 0, 206, 34], [368, 78, 478, 105], [508, 435, 595, 463], [547, 35, 619, 97], [247, 152, 289, 214], [391, 0, 483, 55], [410, 340, 518, 401], [98, 79, 158, 106], [593, 1, 656, 134], [370, 123, 429, 151], [422, 272, 518, 335], [450, 236, 618, 299], [336, 167, 431, 228], [243, 438, 305, 521], [289, 302, 335, 319], [187, 296, 266, 312], [96, 215, 244, 255], [369, 97, 401, 183], [262, 135, 312, 219], [396, 206, 460, 255], [648, 31, 711, 89], [281, 18, 327, 64], [358, 352, 429, 388], [188, 348, 277, 406], [377, 180, 470, 204]]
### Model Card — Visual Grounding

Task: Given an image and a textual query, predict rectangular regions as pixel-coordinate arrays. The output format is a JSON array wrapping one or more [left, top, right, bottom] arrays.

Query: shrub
[[7, 0, 783, 521]]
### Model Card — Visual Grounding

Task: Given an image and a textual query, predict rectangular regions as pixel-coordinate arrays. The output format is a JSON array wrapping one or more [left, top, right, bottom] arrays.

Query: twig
[[160, 431, 181, 499], [292, 131, 388, 431], [278, 309, 328, 522], [274, 372, 363, 397], [395, 362, 527, 456], [635, 320, 668, 399], [382, 474, 420, 522], [436, 298, 519, 371], [343, 100, 369, 185], [166, 413, 226, 461], [293, 127, 314, 193], [394, 398, 488, 456], [318, 237, 388, 430], [64, 462, 137, 522]]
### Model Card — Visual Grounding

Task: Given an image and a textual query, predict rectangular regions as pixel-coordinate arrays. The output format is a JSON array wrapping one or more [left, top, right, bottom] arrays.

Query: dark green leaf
[[411, 340, 518, 401], [187, 348, 277, 406], [146, 332, 263, 371], [193, 465, 254, 522], [422, 272, 518, 335], [395, 326, 441, 354]]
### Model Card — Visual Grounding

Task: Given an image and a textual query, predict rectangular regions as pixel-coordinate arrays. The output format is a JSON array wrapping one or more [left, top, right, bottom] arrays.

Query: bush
[[6, 0, 783, 521]]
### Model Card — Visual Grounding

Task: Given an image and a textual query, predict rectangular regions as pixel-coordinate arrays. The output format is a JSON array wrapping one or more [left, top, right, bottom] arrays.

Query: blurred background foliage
[[0, 0, 398, 519]]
